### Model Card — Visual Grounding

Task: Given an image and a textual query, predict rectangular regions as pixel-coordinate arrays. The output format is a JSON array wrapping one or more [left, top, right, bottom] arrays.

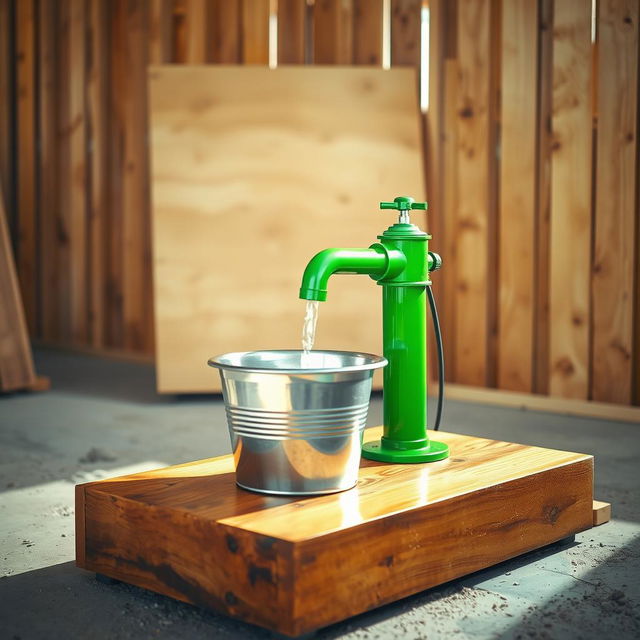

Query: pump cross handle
[[380, 196, 427, 211]]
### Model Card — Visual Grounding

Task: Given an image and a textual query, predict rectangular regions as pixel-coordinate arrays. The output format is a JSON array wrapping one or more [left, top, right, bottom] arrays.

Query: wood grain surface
[[149, 66, 424, 393], [78, 429, 594, 636]]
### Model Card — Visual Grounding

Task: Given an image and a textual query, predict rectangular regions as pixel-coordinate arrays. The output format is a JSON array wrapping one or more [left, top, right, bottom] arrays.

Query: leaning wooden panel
[[592, 0, 639, 404], [77, 429, 594, 637], [549, 0, 593, 399], [0, 185, 37, 391], [149, 66, 425, 393], [498, 0, 537, 392]]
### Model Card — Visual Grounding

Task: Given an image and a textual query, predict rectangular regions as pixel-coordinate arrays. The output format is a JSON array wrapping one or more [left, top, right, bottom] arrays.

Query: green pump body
[[299, 196, 449, 463]]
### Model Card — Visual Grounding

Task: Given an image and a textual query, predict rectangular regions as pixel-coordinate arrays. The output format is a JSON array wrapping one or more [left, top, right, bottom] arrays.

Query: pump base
[[76, 429, 597, 638], [362, 438, 449, 462]]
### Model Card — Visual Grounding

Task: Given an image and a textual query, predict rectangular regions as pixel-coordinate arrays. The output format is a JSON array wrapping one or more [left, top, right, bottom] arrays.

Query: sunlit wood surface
[[77, 429, 594, 637]]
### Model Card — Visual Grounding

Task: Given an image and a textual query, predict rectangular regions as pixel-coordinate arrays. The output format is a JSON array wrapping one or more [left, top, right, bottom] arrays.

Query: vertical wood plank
[[424, 0, 445, 384], [87, 0, 108, 348], [497, 0, 537, 392], [173, 0, 187, 62], [549, 0, 593, 398], [210, 0, 242, 63], [0, 0, 14, 216], [278, 0, 305, 64], [122, 0, 152, 352], [353, 0, 382, 65], [486, 0, 501, 389], [391, 0, 421, 67], [107, 0, 126, 348], [242, 0, 270, 64], [16, 0, 37, 336], [592, 0, 638, 404], [69, 0, 88, 345], [313, 0, 353, 64], [534, 0, 553, 395], [454, 0, 491, 387], [442, 57, 459, 382], [38, 0, 59, 342], [185, 0, 208, 62], [56, 0, 72, 343], [149, 0, 173, 64]]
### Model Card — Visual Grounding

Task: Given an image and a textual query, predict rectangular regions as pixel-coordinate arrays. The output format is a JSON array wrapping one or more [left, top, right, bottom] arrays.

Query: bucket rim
[[208, 349, 387, 375]]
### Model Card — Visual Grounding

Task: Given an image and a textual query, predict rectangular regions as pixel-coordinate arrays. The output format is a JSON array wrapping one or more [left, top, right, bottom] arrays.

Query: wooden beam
[[442, 383, 640, 424]]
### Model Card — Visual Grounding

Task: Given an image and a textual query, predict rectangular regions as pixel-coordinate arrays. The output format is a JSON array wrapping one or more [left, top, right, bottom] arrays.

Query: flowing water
[[301, 300, 319, 366]]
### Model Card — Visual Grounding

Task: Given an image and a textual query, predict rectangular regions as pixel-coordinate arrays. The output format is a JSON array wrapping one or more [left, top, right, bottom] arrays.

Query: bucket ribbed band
[[225, 403, 369, 440]]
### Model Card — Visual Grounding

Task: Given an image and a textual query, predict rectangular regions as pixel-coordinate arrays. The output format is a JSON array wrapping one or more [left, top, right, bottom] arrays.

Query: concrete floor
[[1, 348, 639, 639]]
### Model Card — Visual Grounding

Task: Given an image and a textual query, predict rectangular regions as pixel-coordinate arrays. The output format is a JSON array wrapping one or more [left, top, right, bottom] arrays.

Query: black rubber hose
[[427, 285, 444, 431]]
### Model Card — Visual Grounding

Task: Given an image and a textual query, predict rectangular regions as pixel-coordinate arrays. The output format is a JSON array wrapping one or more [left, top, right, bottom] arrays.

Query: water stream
[[301, 300, 319, 366]]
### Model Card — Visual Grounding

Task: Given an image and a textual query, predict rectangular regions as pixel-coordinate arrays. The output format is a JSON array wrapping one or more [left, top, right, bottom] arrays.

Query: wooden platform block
[[76, 429, 594, 637]]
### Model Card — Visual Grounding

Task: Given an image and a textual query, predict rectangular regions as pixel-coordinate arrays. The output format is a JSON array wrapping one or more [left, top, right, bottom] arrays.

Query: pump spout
[[299, 247, 405, 301]]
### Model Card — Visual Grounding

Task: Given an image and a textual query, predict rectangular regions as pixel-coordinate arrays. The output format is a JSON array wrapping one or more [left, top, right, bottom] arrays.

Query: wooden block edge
[[75, 484, 86, 567], [592, 500, 611, 526]]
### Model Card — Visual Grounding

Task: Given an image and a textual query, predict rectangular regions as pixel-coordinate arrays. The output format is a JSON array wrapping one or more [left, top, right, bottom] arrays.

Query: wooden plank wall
[[2, 0, 640, 407]]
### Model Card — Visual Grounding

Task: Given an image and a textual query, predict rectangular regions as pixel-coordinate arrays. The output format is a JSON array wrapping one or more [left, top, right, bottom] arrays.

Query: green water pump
[[299, 196, 449, 463]]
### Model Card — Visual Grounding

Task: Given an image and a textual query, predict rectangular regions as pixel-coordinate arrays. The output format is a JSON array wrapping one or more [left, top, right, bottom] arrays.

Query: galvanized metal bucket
[[208, 350, 387, 495]]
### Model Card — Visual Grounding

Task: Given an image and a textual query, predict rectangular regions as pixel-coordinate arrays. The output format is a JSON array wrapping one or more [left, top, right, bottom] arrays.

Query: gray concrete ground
[[1, 347, 639, 639]]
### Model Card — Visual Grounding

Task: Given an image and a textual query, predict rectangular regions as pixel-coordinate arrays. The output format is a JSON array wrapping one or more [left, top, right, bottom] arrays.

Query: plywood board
[[77, 429, 594, 637], [149, 66, 425, 393]]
